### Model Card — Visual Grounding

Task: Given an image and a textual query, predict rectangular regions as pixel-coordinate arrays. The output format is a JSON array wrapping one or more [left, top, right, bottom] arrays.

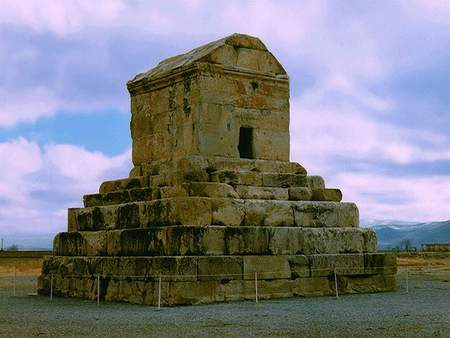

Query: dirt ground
[[0, 253, 449, 337], [0, 258, 42, 276]]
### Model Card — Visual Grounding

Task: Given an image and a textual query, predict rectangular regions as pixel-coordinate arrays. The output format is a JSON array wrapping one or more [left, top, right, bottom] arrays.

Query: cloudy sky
[[0, 0, 449, 239]]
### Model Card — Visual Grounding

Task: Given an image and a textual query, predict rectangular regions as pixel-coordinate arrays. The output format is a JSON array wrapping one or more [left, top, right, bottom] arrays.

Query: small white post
[[157, 275, 162, 310], [334, 268, 339, 298], [255, 272, 258, 303], [406, 267, 409, 294], [50, 274, 53, 301], [13, 265, 16, 297], [119, 274, 122, 299], [97, 274, 100, 305]]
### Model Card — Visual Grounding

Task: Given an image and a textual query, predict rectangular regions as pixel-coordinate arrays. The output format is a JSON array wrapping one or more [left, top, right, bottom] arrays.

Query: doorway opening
[[238, 127, 254, 159]]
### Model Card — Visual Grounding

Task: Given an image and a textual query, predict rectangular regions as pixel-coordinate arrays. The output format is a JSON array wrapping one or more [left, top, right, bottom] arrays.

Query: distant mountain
[[0, 233, 53, 251], [362, 220, 450, 250]]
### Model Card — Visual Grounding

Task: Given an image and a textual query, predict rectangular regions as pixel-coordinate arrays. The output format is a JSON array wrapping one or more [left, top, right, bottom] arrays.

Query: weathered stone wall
[[129, 36, 290, 166], [130, 72, 201, 165], [38, 253, 396, 305]]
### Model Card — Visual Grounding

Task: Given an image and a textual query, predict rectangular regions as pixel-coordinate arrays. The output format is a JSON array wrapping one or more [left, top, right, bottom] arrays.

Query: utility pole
[[1, 238, 3, 251]]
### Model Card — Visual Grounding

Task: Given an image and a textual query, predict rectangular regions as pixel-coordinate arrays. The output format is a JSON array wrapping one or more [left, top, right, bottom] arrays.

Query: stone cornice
[[127, 62, 289, 96]]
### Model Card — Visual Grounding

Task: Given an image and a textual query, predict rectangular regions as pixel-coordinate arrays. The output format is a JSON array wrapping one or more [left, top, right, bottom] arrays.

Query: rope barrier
[[4, 265, 447, 303], [34, 266, 398, 280]]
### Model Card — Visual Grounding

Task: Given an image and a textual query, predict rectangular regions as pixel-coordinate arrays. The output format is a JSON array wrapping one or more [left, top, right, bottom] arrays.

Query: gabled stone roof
[[128, 33, 287, 87]]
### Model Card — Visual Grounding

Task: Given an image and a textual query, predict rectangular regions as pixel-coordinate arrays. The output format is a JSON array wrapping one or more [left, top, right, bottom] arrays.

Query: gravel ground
[[0, 276, 449, 337]]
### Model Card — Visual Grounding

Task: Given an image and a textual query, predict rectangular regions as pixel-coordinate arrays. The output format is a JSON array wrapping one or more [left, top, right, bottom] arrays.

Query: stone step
[[131, 156, 308, 178], [311, 188, 342, 202], [99, 177, 148, 194], [210, 170, 310, 188], [84, 183, 341, 208], [160, 182, 239, 199], [84, 182, 239, 207], [235, 185, 289, 200], [38, 272, 395, 305], [69, 198, 359, 231], [54, 226, 376, 256], [83, 187, 156, 207], [40, 253, 396, 281], [208, 157, 307, 175], [38, 253, 396, 305]]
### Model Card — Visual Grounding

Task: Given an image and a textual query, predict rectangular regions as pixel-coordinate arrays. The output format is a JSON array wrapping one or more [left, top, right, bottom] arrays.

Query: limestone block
[[308, 254, 365, 277], [101, 205, 119, 229], [292, 277, 333, 296], [288, 255, 310, 278], [150, 174, 168, 187], [177, 156, 210, 173], [301, 228, 374, 254], [211, 198, 245, 226], [67, 208, 79, 232], [185, 182, 239, 198], [202, 227, 226, 255], [198, 256, 243, 281], [311, 188, 342, 202], [99, 177, 142, 194], [231, 106, 289, 133], [207, 157, 303, 175], [166, 198, 212, 225], [139, 198, 212, 226], [364, 252, 397, 275], [106, 229, 150, 256], [243, 200, 293, 226], [262, 173, 307, 188], [168, 169, 209, 185], [221, 279, 294, 301], [288, 187, 312, 201], [82, 231, 108, 256], [129, 187, 153, 202], [221, 280, 255, 301], [163, 280, 224, 305], [160, 185, 189, 198], [224, 227, 271, 255], [253, 279, 293, 299], [268, 227, 304, 255], [75, 207, 105, 231], [253, 129, 290, 161], [243, 256, 291, 280], [145, 226, 224, 256], [210, 170, 262, 186], [336, 274, 396, 293], [116, 203, 140, 229], [89, 257, 121, 276], [53, 232, 86, 256], [83, 193, 103, 207], [293, 201, 359, 228], [143, 256, 198, 281], [306, 176, 325, 190], [362, 229, 377, 252], [235, 185, 289, 200], [103, 190, 131, 205]]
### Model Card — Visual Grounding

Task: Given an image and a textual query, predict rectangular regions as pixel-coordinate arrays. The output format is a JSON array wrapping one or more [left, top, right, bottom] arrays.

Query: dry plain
[[0, 253, 449, 337]]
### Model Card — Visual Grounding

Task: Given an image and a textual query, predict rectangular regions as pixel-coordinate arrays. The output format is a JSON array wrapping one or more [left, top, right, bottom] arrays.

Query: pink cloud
[[0, 0, 125, 36], [0, 138, 131, 234], [334, 173, 450, 222]]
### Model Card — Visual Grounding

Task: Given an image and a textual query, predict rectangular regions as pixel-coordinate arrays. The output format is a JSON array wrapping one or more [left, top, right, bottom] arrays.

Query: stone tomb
[[38, 34, 396, 305]]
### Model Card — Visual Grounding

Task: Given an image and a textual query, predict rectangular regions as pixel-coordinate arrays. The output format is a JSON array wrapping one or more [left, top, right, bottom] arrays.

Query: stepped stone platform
[[38, 33, 396, 305]]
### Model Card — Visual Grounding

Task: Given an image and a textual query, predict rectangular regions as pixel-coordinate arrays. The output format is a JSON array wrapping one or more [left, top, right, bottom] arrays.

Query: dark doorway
[[238, 127, 254, 159]]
